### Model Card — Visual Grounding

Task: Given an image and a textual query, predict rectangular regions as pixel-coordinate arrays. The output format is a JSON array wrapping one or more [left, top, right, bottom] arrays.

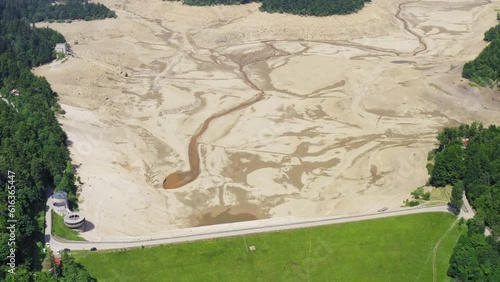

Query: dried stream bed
[[34, 0, 500, 239]]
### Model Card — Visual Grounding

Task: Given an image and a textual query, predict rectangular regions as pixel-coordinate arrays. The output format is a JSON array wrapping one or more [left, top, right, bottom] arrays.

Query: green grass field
[[74, 213, 464, 282], [52, 211, 85, 241]]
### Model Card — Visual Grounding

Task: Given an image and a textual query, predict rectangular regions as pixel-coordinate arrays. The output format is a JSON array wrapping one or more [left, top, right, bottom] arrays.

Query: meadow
[[73, 212, 464, 281], [52, 211, 85, 241]]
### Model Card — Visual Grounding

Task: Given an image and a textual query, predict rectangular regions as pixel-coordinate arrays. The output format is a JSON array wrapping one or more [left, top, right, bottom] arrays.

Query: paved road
[[461, 192, 475, 220], [45, 195, 452, 252], [460, 192, 493, 236]]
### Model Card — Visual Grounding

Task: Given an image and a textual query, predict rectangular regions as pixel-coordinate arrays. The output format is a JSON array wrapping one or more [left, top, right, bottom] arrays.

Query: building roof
[[64, 212, 85, 224], [55, 43, 68, 53], [53, 256, 61, 266], [462, 138, 470, 147], [53, 191, 68, 199]]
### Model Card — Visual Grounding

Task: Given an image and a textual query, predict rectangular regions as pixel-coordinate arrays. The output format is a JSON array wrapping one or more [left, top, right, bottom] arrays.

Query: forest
[[0, 0, 113, 280], [429, 123, 500, 280], [182, 0, 370, 16], [462, 15, 499, 86], [448, 218, 500, 281], [183, 0, 257, 5], [2, 0, 116, 23], [260, 0, 370, 16]]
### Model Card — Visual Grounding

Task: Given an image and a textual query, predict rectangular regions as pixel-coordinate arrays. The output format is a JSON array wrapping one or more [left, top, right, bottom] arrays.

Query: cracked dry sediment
[[163, 0, 432, 190], [33, 0, 500, 239]]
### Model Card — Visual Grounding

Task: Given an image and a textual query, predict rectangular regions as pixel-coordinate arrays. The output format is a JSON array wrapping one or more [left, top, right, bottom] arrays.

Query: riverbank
[[34, 0, 500, 240]]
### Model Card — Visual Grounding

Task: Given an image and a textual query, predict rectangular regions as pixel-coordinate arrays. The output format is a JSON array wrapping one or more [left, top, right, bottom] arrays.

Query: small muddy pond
[[391, 60, 415, 64], [194, 208, 260, 227]]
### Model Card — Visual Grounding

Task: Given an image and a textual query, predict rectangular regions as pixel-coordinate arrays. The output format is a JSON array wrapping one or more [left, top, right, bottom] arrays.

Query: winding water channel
[[163, 1, 431, 189]]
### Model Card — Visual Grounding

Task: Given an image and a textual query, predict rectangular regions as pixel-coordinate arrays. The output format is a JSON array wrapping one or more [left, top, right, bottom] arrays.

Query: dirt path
[[432, 218, 460, 282]]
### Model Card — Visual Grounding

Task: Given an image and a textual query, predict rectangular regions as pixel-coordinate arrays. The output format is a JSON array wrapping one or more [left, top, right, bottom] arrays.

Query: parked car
[[56, 250, 60, 255], [90, 247, 97, 251], [63, 248, 71, 252]]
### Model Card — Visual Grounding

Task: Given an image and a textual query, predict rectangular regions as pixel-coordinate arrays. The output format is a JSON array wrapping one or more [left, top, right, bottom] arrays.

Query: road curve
[[46, 203, 452, 252]]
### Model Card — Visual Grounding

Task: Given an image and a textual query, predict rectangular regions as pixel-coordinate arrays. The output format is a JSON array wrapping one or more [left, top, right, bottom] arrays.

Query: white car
[[45, 243, 50, 248], [56, 250, 60, 255]]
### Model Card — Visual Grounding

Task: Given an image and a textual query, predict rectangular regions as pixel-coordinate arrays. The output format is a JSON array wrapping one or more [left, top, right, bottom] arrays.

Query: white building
[[54, 43, 68, 55], [52, 191, 69, 215], [64, 212, 86, 230]]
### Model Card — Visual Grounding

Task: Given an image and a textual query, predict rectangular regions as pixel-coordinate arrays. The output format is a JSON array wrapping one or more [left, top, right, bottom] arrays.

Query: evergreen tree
[[462, 16, 500, 86], [182, 0, 371, 16], [0, 0, 112, 280], [450, 180, 464, 213], [430, 124, 500, 280], [430, 144, 464, 187]]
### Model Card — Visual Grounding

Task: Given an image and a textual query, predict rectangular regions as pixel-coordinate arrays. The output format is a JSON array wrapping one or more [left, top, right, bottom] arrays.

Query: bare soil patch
[[34, 0, 500, 239]]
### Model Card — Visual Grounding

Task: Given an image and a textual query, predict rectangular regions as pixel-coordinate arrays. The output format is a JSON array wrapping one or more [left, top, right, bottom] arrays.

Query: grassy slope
[[52, 211, 85, 241], [74, 213, 464, 282], [435, 220, 464, 282]]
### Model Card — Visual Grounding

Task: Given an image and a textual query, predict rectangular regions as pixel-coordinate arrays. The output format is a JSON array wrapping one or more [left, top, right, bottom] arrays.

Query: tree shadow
[[447, 203, 459, 214], [83, 220, 95, 232], [72, 163, 81, 173]]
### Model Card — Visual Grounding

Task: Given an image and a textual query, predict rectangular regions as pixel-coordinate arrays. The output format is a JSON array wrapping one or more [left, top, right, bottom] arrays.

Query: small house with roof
[[55, 43, 68, 55], [53, 256, 61, 267], [462, 138, 470, 148]]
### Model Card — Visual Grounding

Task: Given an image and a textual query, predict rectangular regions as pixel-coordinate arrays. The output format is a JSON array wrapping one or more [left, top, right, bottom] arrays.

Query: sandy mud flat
[[34, 0, 500, 240]]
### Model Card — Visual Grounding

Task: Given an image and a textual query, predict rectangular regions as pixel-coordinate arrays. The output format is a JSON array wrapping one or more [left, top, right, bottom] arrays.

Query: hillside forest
[[0, 0, 115, 281], [462, 14, 500, 86], [429, 123, 500, 281]]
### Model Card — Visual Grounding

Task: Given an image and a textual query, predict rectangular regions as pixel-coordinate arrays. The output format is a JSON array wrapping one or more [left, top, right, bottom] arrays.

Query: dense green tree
[[182, 0, 371, 16], [260, 0, 371, 16], [4, 266, 33, 282], [462, 16, 500, 86], [467, 217, 486, 235], [430, 124, 500, 280], [59, 253, 96, 282], [485, 24, 500, 42], [447, 226, 499, 281], [430, 144, 464, 187], [451, 180, 464, 213], [3, 0, 116, 22], [0, 0, 113, 280], [184, 0, 255, 5]]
